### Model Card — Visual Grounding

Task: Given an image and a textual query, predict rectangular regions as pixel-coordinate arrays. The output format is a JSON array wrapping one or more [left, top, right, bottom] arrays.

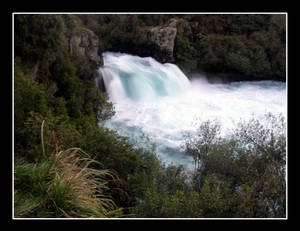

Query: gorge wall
[[69, 28, 102, 67]]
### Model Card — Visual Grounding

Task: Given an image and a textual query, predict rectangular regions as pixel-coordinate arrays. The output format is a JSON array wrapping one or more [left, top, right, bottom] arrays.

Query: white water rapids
[[98, 52, 287, 169]]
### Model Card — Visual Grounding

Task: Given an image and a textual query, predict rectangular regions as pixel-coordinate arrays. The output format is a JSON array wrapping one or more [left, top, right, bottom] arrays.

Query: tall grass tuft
[[14, 121, 123, 218]]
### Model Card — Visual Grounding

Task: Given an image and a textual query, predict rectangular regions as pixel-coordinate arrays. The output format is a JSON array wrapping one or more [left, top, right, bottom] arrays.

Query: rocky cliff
[[69, 28, 103, 67], [141, 19, 178, 63], [112, 18, 191, 64], [104, 18, 179, 64], [63, 23, 104, 81]]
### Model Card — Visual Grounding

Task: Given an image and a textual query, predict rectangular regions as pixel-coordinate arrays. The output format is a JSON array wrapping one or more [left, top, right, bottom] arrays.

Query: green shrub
[[14, 124, 123, 218], [226, 52, 251, 76], [133, 165, 203, 218], [184, 114, 286, 218], [14, 61, 49, 157], [14, 14, 64, 64]]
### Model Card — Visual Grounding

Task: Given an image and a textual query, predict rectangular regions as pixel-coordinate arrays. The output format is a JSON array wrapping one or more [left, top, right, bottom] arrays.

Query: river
[[97, 52, 287, 170]]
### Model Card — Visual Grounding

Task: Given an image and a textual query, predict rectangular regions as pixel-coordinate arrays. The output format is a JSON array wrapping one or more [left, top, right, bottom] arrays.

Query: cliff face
[[105, 18, 179, 64], [69, 28, 103, 67], [111, 18, 190, 64], [142, 19, 178, 63]]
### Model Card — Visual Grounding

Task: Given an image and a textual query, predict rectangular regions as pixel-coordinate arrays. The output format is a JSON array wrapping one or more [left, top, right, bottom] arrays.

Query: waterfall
[[97, 52, 286, 169], [98, 52, 190, 102]]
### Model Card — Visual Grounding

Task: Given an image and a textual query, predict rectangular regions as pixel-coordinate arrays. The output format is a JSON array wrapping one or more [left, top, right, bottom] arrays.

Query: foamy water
[[98, 52, 287, 169]]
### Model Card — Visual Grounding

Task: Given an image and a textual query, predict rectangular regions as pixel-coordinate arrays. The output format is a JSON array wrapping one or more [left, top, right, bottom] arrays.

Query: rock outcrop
[[143, 19, 178, 63], [69, 28, 102, 67]]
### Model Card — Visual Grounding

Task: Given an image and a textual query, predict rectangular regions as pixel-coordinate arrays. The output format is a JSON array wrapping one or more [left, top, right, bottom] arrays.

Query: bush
[[14, 60, 49, 157], [14, 14, 64, 64], [133, 165, 203, 218], [82, 81, 115, 123], [184, 114, 286, 218], [14, 124, 123, 218], [195, 33, 274, 79], [226, 52, 251, 76]]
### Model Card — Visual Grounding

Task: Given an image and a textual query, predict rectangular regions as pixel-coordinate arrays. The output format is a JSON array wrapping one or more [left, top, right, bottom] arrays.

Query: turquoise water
[[99, 52, 287, 170]]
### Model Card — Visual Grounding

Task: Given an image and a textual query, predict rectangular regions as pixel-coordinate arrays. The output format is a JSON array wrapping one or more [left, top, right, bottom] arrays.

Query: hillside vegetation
[[79, 14, 286, 80]]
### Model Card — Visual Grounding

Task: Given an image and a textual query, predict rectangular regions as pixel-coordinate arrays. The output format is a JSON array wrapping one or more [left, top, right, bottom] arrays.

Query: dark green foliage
[[82, 81, 115, 122], [184, 114, 286, 218], [78, 14, 285, 81], [24, 112, 83, 159], [14, 59, 48, 123], [49, 52, 77, 94], [132, 164, 203, 218], [15, 14, 64, 65], [185, 119, 221, 171], [83, 127, 141, 178], [48, 52, 86, 118], [137, 14, 174, 27], [227, 15, 272, 36], [70, 54, 96, 81], [136, 184, 202, 218], [226, 52, 252, 76], [174, 33, 198, 75], [107, 114, 285, 218], [80, 128, 153, 208], [196, 176, 241, 218], [95, 15, 143, 57], [195, 34, 273, 79], [14, 14, 115, 156], [14, 58, 49, 157], [61, 14, 78, 31], [173, 14, 285, 80]]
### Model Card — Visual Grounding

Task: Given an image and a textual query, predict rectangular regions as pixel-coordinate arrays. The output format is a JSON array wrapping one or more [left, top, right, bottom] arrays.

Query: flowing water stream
[[97, 52, 287, 169]]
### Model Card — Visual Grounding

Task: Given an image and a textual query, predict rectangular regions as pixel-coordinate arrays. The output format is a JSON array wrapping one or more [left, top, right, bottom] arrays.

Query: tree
[[185, 119, 220, 171], [15, 14, 64, 64]]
